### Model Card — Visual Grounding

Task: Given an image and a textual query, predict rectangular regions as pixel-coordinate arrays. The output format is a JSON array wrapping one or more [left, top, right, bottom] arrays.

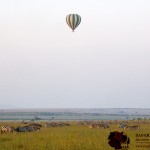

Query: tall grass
[[0, 122, 149, 150]]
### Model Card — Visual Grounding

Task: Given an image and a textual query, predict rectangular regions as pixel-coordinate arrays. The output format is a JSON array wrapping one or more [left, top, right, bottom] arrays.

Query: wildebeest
[[29, 123, 42, 128], [124, 125, 140, 130], [89, 124, 100, 129], [89, 123, 110, 129], [77, 121, 93, 126], [1, 126, 16, 134], [45, 122, 70, 128], [16, 125, 40, 132]]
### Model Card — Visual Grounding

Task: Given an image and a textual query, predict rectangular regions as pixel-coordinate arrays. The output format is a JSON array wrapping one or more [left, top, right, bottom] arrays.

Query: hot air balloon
[[66, 14, 81, 32]]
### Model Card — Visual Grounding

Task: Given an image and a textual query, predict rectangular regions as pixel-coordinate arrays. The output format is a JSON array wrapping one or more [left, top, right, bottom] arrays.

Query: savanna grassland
[[0, 121, 150, 150]]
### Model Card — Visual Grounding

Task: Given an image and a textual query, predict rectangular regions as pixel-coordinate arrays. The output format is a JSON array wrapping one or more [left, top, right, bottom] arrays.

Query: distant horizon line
[[1, 108, 150, 110]]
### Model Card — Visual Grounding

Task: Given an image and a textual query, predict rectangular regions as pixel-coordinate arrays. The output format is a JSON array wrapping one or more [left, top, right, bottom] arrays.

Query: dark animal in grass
[[108, 131, 130, 150], [16, 125, 40, 132]]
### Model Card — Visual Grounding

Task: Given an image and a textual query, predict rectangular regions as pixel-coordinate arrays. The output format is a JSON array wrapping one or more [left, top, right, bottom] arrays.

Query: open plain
[[0, 120, 150, 150]]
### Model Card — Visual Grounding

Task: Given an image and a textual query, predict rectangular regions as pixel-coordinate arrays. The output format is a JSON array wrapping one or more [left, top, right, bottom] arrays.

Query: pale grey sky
[[0, 0, 150, 108]]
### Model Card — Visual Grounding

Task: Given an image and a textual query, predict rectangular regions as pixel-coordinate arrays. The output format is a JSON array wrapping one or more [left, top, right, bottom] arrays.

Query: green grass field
[[0, 121, 150, 150]]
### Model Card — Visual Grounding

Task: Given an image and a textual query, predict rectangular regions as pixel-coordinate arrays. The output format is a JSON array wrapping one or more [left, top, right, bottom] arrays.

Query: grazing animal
[[16, 125, 40, 132], [1, 126, 16, 134], [103, 123, 110, 129], [118, 123, 127, 128], [29, 123, 42, 128], [89, 124, 100, 129], [89, 123, 109, 129], [45, 122, 70, 128], [124, 125, 140, 130]]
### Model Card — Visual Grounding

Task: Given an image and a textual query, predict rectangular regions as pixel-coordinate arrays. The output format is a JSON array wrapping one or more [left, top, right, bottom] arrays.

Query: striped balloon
[[66, 14, 81, 32]]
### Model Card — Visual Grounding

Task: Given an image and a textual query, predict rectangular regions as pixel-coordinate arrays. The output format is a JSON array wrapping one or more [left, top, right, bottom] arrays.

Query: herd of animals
[[0, 120, 146, 134]]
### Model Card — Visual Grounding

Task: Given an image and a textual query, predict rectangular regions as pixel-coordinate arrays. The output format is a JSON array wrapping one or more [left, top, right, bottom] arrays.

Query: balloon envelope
[[66, 14, 81, 31]]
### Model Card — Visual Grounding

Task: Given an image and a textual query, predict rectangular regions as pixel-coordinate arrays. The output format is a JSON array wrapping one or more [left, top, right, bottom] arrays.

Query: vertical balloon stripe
[[69, 15, 72, 28], [74, 15, 78, 29], [70, 15, 73, 30], [73, 14, 76, 30], [76, 15, 79, 28], [78, 15, 80, 27], [66, 15, 72, 29], [77, 16, 81, 27], [70, 14, 73, 30]]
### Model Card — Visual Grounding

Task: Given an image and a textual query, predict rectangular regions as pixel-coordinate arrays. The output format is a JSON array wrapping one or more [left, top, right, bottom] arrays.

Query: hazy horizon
[[0, 0, 150, 108]]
